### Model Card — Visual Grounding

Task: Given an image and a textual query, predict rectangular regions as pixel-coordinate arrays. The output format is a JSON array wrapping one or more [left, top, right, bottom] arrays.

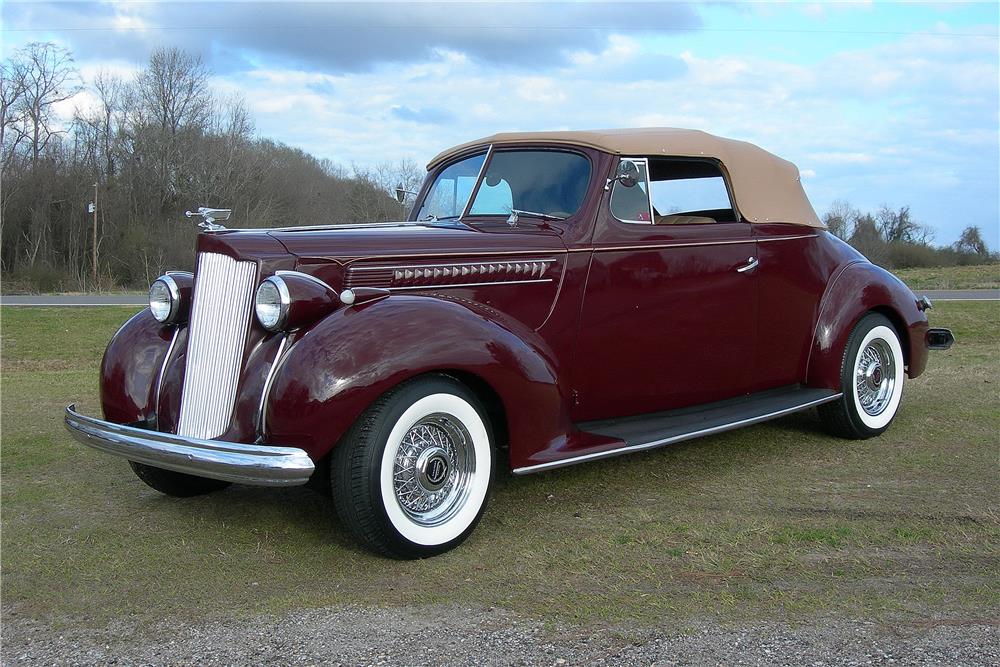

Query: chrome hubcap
[[856, 339, 896, 416], [392, 414, 474, 526]]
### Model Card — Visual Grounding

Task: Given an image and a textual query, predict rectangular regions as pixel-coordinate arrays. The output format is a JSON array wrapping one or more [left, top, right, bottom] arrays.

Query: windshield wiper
[[506, 209, 565, 227], [420, 214, 461, 222]]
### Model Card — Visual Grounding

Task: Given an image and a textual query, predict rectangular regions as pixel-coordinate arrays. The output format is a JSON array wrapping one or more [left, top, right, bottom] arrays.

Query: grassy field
[[1, 303, 998, 632], [894, 264, 999, 290]]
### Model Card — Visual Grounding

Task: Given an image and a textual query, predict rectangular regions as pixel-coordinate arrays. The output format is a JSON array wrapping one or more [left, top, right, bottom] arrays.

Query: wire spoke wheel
[[819, 313, 906, 439], [391, 414, 475, 527], [332, 375, 494, 558], [854, 338, 897, 416]]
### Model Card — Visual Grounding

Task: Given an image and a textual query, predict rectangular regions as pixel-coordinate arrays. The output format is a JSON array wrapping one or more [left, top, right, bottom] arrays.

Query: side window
[[609, 158, 653, 223], [647, 159, 738, 224]]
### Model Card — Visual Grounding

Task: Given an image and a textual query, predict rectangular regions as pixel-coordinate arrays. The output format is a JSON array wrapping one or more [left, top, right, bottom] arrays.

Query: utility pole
[[92, 182, 98, 287]]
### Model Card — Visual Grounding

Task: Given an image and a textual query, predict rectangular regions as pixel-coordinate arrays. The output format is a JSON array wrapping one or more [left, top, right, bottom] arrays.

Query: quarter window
[[609, 158, 653, 223]]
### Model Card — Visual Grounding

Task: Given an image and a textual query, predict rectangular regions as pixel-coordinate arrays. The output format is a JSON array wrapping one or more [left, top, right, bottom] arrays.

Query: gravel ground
[[2, 605, 997, 666]]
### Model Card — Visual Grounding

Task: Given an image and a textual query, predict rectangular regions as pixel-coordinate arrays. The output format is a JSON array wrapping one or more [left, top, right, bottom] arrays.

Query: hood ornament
[[185, 207, 231, 231]]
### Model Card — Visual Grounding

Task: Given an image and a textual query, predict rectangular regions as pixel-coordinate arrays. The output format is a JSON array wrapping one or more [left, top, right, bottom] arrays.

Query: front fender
[[100, 309, 172, 424], [807, 261, 929, 390], [264, 294, 573, 466]]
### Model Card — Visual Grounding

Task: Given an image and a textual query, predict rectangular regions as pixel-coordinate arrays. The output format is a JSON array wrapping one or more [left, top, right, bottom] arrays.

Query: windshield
[[469, 150, 591, 218], [415, 152, 486, 221]]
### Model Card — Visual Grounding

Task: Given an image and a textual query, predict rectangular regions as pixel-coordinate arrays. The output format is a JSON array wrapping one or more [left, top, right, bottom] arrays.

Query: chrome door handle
[[736, 257, 759, 273]]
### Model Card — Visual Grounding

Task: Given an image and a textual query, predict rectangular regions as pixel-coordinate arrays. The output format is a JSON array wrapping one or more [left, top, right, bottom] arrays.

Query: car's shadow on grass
[[127, 409, 844, 556]]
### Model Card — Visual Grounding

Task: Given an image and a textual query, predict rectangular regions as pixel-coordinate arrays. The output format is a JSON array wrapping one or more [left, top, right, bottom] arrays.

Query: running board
[[513, 386, 841, 475]]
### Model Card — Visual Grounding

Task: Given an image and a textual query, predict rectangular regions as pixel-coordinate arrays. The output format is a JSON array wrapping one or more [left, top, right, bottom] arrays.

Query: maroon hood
[[266, 221, 565, 261], [195, 221, 566, 292]]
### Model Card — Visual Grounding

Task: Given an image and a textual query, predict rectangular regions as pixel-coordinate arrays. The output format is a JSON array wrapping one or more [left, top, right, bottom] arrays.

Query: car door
[[572, 157, 758, 422]]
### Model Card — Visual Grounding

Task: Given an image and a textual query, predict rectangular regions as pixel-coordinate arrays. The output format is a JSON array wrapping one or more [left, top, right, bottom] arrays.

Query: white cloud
[[808, 152, 875, 165]]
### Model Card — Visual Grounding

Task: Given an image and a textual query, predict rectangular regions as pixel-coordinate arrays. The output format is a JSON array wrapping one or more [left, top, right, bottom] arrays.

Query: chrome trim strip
[[353, 258, 556, 272], [257, 334, 289, 439], [511, 392, 843, 475], [389, 278, 553, 291], [592, 239, 754, 252], [274, 270, 335, 291], [154, 326, 181, 428], [65, 405, 314, 486], [757, 234, 817, 242], [588, 234, 814, 254], [242, 221, 426, 232]]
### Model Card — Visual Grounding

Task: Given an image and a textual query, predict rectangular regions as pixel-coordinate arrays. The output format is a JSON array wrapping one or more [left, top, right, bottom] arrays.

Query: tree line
[[1, 43, 422, 292], [822, 202, 995, 269], [1, 43, 995, 292]]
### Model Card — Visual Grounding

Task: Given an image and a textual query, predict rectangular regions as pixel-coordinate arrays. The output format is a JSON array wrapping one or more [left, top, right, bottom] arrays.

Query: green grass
[[893, 264, 999, 290], [2, 303, 999, 631]]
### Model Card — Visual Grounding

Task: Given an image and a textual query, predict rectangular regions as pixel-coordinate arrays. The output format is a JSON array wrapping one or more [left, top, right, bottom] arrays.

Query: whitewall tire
[[819, 312, 906, 439], [331, 375, 494, 559]]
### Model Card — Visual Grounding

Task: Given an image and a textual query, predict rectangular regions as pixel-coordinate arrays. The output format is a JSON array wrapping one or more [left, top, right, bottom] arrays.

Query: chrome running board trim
[[512, 391, 842, 475]]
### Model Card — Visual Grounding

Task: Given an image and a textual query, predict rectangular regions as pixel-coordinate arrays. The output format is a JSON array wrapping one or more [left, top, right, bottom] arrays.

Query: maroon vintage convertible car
[[66, 128, 953, 558]]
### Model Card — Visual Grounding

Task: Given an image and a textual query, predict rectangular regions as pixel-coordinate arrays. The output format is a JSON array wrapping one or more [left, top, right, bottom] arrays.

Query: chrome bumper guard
[[64, 405, 315, 486]]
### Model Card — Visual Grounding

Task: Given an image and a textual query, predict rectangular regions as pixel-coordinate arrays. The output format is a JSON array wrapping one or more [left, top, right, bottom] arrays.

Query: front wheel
[[819, 312, 905, 439], [331, 375, 495, 559]]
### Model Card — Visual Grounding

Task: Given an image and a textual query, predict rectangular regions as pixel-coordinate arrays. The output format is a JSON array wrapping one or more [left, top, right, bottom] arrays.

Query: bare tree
[[15, 43, 81, 167], [876, 204, 920, 244], [822, 199, 857, 240], [954, 226, 989, 257], [135, 48, 210, 136], [849, 213, 888, 265], [1, 54, 29, 169]]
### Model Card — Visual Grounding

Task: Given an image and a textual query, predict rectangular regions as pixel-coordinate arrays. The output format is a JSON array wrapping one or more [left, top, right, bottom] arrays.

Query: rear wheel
[[819, 312, 905, 439], [129, 461, 232, 497], [331, 375, 494, 559]]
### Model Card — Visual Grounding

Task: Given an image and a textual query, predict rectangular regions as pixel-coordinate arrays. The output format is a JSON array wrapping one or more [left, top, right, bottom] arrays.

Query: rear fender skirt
[[807, 261, 930, 389], [264, 294, 573, 467]]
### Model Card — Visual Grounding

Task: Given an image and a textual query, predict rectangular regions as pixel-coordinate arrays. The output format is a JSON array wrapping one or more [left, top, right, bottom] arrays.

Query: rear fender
[[807, 261, 929, 390], [264, 294, 572, 467]]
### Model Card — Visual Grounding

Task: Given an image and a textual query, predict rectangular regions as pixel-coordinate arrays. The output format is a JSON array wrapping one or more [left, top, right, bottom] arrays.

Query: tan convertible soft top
[[428, 128, 822, 227]]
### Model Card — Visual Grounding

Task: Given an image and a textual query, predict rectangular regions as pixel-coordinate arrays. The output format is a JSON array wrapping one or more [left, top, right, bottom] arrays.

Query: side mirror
[[395, 184, 417, 204], [615, 160, 640, 188]]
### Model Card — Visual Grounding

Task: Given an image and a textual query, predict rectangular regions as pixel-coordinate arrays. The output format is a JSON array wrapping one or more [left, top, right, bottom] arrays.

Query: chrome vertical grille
[[176, 252, 258, 439]]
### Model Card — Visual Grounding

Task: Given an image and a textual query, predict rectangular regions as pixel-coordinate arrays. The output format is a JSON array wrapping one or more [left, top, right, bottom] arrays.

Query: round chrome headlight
[[255, 276, 290, 332], [148, 275, 180, 323]]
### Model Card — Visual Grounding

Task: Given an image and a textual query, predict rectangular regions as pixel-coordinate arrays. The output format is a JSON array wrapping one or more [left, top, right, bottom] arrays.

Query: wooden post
[[92, 182, 98, 287]]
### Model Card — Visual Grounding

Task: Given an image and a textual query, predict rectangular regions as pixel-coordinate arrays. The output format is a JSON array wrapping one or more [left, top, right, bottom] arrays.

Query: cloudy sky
[[4, 1, 998, 246]]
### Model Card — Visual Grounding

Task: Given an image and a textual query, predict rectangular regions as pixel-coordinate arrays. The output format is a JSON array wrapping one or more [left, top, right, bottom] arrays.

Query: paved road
[[0, 294, 146, 306], [921, 288, 999, 301], [1, 289, 997, 306]]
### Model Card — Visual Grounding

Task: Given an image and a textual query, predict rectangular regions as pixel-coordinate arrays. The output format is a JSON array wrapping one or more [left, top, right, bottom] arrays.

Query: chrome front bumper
[[64, 405, 315, 486]]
